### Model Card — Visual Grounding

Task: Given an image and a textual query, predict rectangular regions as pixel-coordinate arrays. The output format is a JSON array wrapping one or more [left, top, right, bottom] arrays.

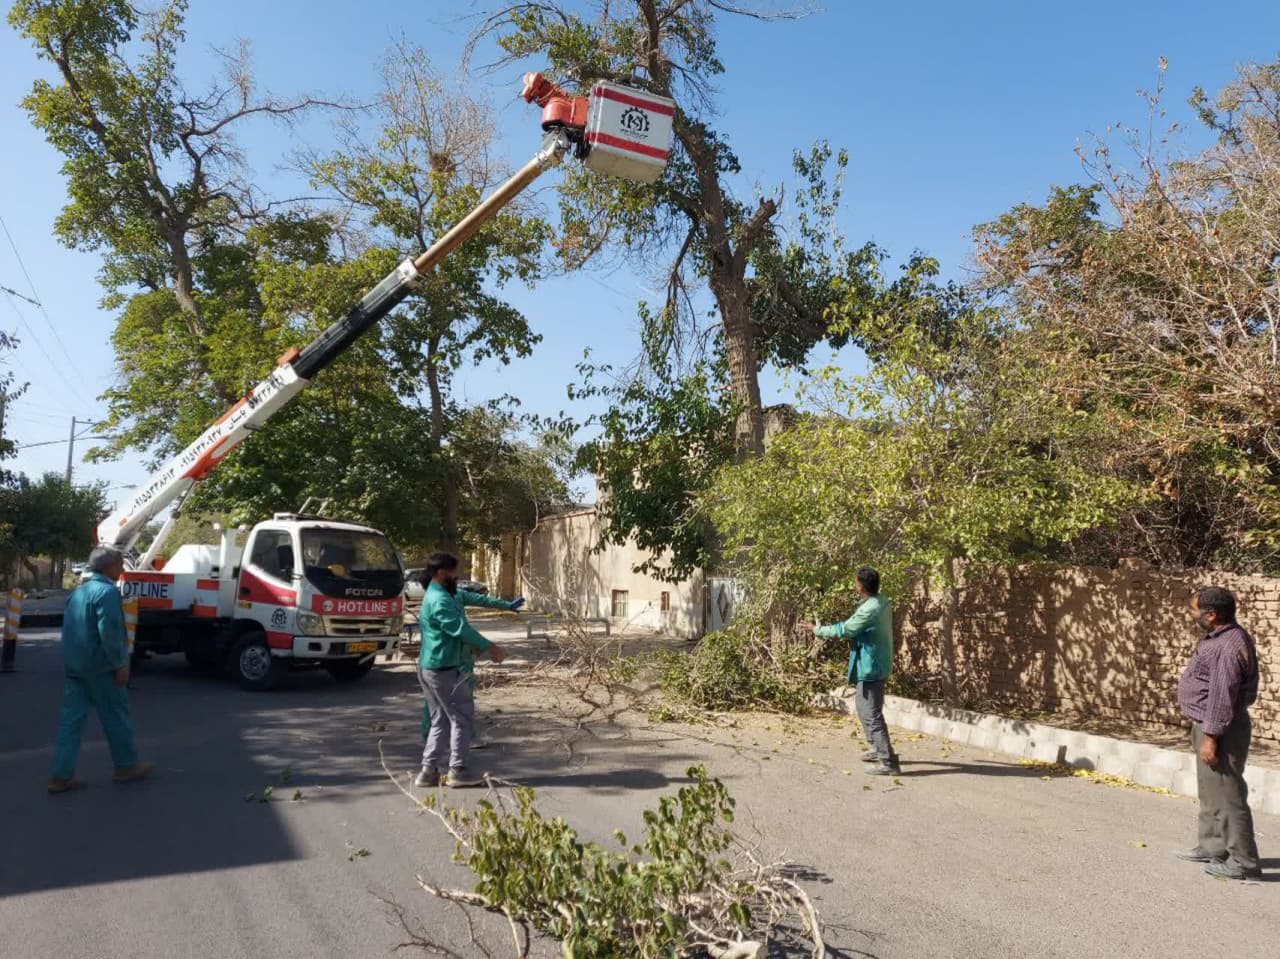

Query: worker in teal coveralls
[[806, 566, 900, 776], [420, 585, 525, 743], [48, 546, 154, 794]]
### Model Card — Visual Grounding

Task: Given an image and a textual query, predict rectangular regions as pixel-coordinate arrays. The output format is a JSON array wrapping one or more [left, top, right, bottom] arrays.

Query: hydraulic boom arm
[[97, 72, 675, 564], [100, 129, 572, 559]]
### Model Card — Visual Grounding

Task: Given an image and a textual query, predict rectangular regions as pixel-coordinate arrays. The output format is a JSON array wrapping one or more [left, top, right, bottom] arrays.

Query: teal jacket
[[418, 583, 504, 670], [815, 594, 893, 683], [61, 573, 130, 677]]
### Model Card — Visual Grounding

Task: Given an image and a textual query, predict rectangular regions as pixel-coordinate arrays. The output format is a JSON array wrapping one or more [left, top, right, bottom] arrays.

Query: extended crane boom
[[98, 75, 675, 566]]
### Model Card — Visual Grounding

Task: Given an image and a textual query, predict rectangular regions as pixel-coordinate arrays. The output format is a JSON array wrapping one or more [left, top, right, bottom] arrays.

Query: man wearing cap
[[47, 546, 153, 794]]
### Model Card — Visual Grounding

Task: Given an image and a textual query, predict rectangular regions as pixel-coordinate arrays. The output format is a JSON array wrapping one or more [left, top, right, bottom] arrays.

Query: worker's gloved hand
[[507, 597, 526, 612]]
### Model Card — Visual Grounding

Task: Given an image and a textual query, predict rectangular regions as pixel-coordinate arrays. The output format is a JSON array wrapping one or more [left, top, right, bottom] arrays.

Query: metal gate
[[706, 576, 744, 633]]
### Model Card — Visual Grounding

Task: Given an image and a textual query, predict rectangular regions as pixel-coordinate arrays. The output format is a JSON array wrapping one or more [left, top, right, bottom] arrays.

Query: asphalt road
[[1, 626, 1276, 959]]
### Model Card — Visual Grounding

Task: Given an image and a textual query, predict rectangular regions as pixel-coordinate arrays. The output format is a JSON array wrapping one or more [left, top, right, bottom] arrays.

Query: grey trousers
[[420, 667, 475, 773], [1192, 719, 1260, 872], [855, 679, 898, 765]]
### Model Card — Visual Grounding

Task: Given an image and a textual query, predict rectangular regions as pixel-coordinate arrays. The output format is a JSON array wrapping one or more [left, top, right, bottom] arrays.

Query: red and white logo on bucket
[[311, 595, 402, 616]]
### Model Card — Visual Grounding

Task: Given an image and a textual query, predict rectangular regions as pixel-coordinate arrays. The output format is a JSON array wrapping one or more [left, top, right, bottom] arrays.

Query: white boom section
[[97, 364, 308, 552]]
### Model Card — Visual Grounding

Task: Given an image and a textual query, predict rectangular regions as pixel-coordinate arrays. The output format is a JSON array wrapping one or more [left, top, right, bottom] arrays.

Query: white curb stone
[[828, 690, 1279, 816]]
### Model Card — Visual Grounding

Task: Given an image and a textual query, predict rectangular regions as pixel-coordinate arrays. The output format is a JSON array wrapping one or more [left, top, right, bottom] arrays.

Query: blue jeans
[[50, 672, 139, 780]]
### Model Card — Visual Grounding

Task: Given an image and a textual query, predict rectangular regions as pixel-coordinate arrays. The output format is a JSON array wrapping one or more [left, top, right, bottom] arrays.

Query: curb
[[823, 688, 1280, 818]]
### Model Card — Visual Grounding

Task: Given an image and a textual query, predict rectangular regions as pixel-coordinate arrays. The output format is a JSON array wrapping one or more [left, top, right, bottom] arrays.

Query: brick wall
[[895, 561, 1280, 747]]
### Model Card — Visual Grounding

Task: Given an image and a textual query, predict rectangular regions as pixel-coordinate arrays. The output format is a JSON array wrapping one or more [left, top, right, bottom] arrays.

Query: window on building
[[611, 589, 629, 618], [660, 591, 671, 612]]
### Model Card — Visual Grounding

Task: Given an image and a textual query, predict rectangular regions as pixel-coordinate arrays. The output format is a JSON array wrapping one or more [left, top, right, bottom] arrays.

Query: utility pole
[[0, 392, 6, 448], [65, 415, 78, 485]]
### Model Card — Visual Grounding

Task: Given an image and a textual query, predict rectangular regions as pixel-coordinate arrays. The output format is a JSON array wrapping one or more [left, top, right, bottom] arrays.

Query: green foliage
[[658, 626, 842, 714], [0, 472, 106, 579], [574, 357, 735, 581], [698, 299, 1141, 704], [440, 766, 740, 958], [973, 59, 1280, 572], [0, 330, 26, 467]]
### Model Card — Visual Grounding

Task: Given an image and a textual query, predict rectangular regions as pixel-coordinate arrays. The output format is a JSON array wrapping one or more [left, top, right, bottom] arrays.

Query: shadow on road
[[0, 633, 429, 898]]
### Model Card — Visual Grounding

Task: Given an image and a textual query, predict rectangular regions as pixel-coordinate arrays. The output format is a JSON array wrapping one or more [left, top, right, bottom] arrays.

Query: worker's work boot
[[860, 749, 879, 763], [446, 767, 485, 788], [1175, 847, 1225, 863], [1204, 860, 1262, 881], [414, 768, 440, 788], [865, 761, 901, 777], [113, 762, 155, 784], [47, 777, 87, 795]]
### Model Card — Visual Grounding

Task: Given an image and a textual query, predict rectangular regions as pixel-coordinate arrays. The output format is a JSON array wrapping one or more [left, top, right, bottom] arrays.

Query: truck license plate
[[347, 641, 378, 654]]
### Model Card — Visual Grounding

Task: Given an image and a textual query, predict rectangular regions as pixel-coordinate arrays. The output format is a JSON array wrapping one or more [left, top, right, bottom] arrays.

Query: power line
[[0, 289, 96, 408], [14, 433, 117, 450], [0, 282, 40, 307], [0, 213, 93, 389]]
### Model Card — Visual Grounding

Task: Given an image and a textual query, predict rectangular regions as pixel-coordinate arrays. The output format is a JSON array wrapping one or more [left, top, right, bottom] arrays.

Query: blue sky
[[2, 0, 1278, 504]]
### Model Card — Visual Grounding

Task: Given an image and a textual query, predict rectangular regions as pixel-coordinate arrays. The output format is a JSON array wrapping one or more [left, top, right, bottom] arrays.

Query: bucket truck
[[96, 74, 675, 689]]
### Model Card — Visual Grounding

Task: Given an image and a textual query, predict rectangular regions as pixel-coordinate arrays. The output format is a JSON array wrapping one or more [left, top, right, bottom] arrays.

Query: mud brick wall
[[895, 562, 1280, 746]]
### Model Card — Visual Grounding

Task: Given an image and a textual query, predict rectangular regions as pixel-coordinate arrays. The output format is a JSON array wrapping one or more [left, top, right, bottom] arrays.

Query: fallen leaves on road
[[1020, 760, 1176, 796], [346, 844, 370, 862], [1129, 840, 1147, 849]]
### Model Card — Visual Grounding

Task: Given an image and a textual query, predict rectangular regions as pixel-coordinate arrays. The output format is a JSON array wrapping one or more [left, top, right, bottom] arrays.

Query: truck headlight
[[296, 611, 326, 636]]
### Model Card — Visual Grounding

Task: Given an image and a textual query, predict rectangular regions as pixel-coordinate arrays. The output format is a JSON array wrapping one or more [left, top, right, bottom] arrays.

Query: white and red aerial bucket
[[584, 82, 675, 184]]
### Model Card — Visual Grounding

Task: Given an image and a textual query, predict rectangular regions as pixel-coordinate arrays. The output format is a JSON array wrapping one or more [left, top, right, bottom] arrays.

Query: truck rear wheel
[[233, 632, 288, 691], [325, 656, 375, 683]]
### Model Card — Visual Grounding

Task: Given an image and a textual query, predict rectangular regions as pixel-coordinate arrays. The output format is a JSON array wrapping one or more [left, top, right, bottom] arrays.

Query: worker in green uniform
[[48, 546, 154, 794], [806, 566, 900, 776], [420, 585, 525, 744], [416, 552, 516, 788]]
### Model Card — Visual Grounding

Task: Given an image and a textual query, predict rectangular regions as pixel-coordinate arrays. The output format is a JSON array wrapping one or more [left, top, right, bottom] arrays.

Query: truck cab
[[124, 515, 404, 690]]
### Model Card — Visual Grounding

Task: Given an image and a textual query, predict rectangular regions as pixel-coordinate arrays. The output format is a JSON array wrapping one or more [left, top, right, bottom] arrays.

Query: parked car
[[402, 569, 489, 604], [403, 568, 426, 604]]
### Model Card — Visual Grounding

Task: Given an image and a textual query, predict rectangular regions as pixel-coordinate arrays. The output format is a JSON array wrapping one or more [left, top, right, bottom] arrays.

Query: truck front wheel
[[233, 632, 288, 691], [325, 656, 375, 683]]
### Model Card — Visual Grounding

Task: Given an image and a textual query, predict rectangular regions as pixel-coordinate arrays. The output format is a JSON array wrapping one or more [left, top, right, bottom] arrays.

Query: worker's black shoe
[[414, 768, 440, 788], [865, 762, 901, 777], [1175, 847, 1225, 863]]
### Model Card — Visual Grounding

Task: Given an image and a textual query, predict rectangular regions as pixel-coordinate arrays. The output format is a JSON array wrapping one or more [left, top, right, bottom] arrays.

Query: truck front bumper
[[285, 636, 399, 659]]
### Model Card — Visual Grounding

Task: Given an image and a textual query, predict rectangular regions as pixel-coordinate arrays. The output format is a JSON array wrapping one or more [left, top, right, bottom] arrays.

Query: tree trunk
[[424, 336, 459, 554], [710, 272, 764, 458], [938, 552, 962, 701], [166, 230, 206, 340]]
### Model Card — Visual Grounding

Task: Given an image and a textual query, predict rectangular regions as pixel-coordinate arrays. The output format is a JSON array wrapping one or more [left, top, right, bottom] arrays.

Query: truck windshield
[[300, 528, 404, 599]]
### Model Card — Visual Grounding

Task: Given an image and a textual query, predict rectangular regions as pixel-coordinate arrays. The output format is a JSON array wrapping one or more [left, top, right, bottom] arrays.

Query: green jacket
[[417, 583, 503, 670], [816, 594, 893, 684], [456, 589, 512, 675], [61, 573, 130, 677]]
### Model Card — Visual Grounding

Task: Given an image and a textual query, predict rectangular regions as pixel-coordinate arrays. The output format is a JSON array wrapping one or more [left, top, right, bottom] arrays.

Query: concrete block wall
[[896, 562, 1280, 747]]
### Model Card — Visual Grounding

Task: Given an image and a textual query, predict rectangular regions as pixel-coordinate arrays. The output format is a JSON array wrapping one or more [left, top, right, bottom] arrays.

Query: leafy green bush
[[658, 625, 843, 715], [420, 766, 820, 957]]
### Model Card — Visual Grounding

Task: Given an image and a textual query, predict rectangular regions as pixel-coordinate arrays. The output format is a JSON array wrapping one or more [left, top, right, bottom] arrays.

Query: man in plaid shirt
[[1175, 586, 1262, 880]]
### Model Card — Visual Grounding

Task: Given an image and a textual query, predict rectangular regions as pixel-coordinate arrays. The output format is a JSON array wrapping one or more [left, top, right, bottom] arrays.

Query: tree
[[9, 0, 339, 362], [706, 299, 1140, 698], [306, 44, 549, 552], [479, 3, 869, 458], [573, 355, 735, 580], [974, 58, 1280, 571], [0, 330, 27, 467], [0, 473, 105, 587]]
